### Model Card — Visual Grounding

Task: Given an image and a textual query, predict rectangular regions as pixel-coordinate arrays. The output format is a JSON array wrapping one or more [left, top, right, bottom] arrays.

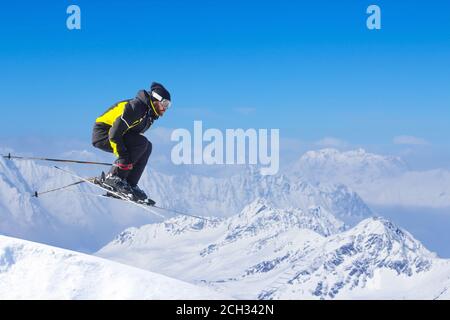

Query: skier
[[91, 82, 171, 203]]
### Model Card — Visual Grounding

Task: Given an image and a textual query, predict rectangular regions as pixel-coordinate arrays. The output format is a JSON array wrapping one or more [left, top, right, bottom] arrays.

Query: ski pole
[[2, 153, 112, 166], [33, 178, 95, 197]]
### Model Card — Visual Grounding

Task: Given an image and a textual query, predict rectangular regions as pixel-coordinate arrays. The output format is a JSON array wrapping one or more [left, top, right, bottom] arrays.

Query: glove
[[114, 156, 133, 171]]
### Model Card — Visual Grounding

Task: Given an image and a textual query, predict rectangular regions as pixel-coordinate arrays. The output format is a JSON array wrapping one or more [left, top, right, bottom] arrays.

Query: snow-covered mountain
[[97, 199, 450, 299], [289, 148, 450, 208], [142, 166, 372, 225], [263, 217, 447, 299], [0, 234, 227, 299], [0, 155, 371, 252], [3, 147, 450, 299]]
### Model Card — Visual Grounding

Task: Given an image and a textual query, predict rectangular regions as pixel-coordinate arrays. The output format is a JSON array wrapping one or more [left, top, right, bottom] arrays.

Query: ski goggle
[[151, 91, 171, 110]]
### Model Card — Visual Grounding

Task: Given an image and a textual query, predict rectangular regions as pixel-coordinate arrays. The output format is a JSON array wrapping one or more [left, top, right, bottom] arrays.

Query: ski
[[53, 166, 166, 219], [151, 205, 213, 222], [58, 188, 212, 222]]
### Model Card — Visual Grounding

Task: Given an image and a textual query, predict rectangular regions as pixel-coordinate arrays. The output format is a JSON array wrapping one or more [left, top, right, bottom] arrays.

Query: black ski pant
[[92, 131, 152, 186]]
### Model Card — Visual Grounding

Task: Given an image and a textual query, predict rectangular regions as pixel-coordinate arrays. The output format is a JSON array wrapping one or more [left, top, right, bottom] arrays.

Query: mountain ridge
[[97, 200, 450, 299]]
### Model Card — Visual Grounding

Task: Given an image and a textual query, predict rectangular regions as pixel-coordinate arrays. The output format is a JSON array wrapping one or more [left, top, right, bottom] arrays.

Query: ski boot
[[98, 172, 134, 200], [130, 184, 156, 206]]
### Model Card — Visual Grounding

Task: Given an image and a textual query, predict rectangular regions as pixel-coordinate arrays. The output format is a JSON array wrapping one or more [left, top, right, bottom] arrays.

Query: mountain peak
[[321, 216, 437, 277], [238, 197, 271, 215], [262, 217, 438, 300], [291, 149, 408, 185], [229, 198, 345, 239], [350, 217, 435, 258], [356, 216, 403, 235]]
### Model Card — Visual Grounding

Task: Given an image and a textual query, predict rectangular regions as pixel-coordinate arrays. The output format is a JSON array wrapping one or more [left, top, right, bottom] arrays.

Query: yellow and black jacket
[[92, 90, 159, 158]]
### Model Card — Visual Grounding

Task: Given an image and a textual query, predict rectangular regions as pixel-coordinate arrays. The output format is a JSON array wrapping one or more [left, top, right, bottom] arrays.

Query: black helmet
[[150, 82, 171, 102]]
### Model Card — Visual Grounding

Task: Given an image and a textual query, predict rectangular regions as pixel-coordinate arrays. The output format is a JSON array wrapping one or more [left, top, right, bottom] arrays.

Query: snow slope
[[97, 200, 450, 300], [0, 234, 227, 299]]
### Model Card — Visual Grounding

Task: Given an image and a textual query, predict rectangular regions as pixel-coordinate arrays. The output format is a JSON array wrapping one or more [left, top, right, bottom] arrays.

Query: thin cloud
[[393, 135, 429, 146], [175, 107, 217, 118], [315, 137, 348, 148], [233, 107, 257, 116]]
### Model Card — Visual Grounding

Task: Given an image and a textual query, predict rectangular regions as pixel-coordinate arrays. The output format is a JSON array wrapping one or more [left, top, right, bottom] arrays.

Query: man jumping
[[91, 82, 171, 204]]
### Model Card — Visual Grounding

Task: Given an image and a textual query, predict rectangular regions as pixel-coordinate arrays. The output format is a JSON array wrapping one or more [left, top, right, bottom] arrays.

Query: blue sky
[[1, 0, 449, 167]]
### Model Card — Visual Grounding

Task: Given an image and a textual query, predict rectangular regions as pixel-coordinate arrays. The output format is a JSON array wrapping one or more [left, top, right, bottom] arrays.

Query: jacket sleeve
[[108, 102, 143, 158]]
